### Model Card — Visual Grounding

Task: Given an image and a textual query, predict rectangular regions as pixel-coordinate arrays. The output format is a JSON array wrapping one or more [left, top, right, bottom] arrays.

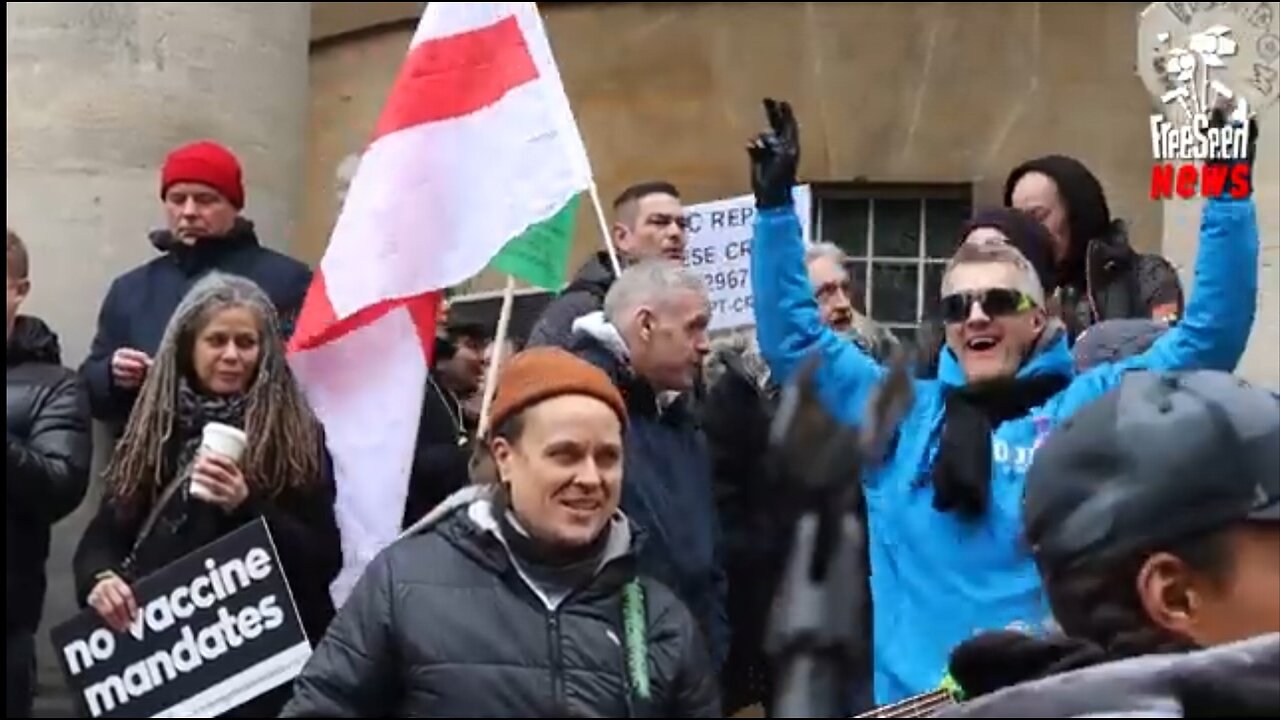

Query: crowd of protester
[[6, 92, 1276, 719]]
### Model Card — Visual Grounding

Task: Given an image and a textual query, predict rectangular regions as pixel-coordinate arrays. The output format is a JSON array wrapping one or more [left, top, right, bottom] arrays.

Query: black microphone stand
[[766, 352, 913, 718]]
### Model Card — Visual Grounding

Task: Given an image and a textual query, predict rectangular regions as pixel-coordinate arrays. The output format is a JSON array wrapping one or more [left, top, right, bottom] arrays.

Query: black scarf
[[931, 374, 1068, 518], [129, 380, 248, 576], [491, 490, 610, 569]]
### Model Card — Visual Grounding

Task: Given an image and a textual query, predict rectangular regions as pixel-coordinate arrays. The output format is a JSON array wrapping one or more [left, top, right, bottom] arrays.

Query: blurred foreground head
[[1025, 370, 1280, 652]]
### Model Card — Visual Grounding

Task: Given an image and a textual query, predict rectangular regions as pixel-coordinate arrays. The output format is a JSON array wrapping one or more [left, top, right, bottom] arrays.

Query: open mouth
[[965, 336, 1000, 352]]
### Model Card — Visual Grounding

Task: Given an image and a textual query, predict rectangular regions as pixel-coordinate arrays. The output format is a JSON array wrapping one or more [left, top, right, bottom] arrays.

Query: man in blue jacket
[[746, 99, 1259, 705], [80, 141, 312, 439]]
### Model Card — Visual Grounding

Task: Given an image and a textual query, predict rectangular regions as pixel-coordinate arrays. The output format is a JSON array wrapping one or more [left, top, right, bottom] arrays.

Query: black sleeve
[[661, 591, 723, 718], [278, 549, 398, 718], [79, 278, 137, 425], [6, 372, 92, 522], [241, 448, 341, 645], [72, 497, 138, 606], [526, 289, 602, 349]]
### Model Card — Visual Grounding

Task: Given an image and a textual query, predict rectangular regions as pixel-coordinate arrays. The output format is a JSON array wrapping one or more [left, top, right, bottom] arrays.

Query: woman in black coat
[[281, 347, 720, 718], [72, 272, 340, 717]]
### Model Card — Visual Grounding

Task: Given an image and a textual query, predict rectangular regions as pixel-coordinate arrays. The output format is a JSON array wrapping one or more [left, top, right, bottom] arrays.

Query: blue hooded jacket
[[749, 196, 1258, 704]]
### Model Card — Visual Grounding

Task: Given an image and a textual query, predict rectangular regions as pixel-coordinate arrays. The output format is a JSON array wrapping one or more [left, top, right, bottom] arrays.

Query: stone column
[[5, 4, 310, 715]]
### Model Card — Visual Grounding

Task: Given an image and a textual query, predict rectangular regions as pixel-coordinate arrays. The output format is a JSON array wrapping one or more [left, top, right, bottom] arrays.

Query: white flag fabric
[[289, 1, 591, 606]]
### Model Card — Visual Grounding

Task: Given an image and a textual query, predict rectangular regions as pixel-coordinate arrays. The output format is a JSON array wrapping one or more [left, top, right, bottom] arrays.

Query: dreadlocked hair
[[1041, 527, 1234, 661], [103, 272, 324, 520]]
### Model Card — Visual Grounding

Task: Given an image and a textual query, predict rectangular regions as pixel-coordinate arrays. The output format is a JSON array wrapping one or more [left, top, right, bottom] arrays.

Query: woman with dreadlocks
[[72, 272, 340, 717]]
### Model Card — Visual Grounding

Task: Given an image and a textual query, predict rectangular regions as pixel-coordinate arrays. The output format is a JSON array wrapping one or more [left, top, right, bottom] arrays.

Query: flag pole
[[477, 275, 517, 439], [588, 182, 624, 276]]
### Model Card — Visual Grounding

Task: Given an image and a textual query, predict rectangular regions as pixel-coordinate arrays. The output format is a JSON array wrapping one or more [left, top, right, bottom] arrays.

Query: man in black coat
[[402, 322, 487, 529], [6, 229, 91, 718], [527, 181, 687, 349], [79, 140, 312, 439]]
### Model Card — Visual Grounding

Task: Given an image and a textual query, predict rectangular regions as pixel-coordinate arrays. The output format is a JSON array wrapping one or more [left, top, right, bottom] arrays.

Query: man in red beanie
[[80, 140, 312, 440]]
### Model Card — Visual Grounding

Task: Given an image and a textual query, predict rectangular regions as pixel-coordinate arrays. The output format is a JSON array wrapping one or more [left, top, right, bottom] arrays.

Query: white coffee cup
[[193, 423, 247, 502], [201, 422, 247, 465]]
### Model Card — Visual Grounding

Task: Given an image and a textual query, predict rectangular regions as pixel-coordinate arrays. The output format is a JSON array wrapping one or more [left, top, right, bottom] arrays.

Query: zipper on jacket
[[548, 611, 565, 712]]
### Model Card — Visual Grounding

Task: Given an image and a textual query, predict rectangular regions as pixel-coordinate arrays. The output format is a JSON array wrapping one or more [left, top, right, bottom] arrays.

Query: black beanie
[[961, 207, 1059, 294], [1003, 155, 1112, 288]]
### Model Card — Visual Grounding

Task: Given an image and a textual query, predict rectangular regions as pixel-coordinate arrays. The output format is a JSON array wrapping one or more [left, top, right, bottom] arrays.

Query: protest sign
[[684, 185, 811, 332], [50, 519, 311, 718]]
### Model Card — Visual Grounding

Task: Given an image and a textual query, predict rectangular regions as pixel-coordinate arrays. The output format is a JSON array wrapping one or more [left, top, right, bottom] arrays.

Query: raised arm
[[748, 99, 885, 427], [1134, 195, 1257, 371]]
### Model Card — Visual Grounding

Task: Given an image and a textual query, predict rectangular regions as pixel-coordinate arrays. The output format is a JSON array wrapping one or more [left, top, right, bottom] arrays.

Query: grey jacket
[[936, 633, 1280, 718]]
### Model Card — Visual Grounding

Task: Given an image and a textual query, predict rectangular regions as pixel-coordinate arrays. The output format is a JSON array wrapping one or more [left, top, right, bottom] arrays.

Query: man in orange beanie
[[80, 140, 312, 440]]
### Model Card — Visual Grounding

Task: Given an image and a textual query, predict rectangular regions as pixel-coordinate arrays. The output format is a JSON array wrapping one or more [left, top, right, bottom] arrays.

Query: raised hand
[[748, 98, 801, 209]]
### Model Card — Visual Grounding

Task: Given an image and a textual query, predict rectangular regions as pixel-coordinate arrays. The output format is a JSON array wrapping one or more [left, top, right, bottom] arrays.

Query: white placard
[[684, 185, 812, 332]]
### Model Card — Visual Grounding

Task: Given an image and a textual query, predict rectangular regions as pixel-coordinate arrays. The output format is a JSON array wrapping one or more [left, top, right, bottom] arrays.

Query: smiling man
[[79, 140, 312, 440], [746, 98, 1259, 706]]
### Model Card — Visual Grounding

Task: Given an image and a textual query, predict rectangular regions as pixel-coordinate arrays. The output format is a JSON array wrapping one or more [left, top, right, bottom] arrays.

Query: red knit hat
[[160, 141, 245, 209]]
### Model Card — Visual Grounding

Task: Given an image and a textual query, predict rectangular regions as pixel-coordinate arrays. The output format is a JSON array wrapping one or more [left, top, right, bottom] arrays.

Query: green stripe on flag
[[490, 195, 579, 291]]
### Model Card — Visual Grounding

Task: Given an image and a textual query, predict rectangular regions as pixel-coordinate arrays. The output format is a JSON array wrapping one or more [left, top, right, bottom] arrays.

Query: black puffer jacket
[[281, 487, 721, 718], [526, 252, 615, 349], [701, 339, 784, 713], [6, 316, 92, 634]]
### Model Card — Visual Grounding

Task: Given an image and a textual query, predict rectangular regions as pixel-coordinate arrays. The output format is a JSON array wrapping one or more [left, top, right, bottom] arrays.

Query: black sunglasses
[[939, 288, 1035, 324]]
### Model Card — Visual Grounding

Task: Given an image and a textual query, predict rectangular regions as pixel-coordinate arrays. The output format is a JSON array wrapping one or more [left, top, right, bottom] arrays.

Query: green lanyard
[[622, 579, 651, 703]]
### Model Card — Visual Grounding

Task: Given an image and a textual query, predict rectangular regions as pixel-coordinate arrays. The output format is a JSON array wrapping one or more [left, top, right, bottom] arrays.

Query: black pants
[[6, 632, 35, 719]]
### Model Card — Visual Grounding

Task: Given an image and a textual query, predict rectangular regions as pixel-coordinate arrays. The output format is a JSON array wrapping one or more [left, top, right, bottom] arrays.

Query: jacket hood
[[564, 252, 617, 296], [149, 218, 261, 274], [1003, 154, 1113, 289], [7, 315, 62, 366], [937, 320, 1073, 389], [403, 484, 639, 587], [571, 311, 630, 364], [705, 331, 771, 391]]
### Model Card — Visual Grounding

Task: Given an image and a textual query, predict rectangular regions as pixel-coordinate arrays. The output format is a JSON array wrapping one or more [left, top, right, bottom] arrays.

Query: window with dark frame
[[811, 182, 973, 344]]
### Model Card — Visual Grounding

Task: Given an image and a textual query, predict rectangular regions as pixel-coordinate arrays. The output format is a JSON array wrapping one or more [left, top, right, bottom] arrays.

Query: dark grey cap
[[1072, 319, 1170, 372], [1025, 370, 1280, 570]]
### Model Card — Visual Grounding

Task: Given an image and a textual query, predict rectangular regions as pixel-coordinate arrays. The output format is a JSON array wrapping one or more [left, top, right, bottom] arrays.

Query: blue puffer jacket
[[750, 196, 1258, 704]]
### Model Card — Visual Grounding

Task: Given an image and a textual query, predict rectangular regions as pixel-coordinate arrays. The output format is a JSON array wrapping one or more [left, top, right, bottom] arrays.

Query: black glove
[[1206, 102, 1259, 198], [747, 98, 800, 209]]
